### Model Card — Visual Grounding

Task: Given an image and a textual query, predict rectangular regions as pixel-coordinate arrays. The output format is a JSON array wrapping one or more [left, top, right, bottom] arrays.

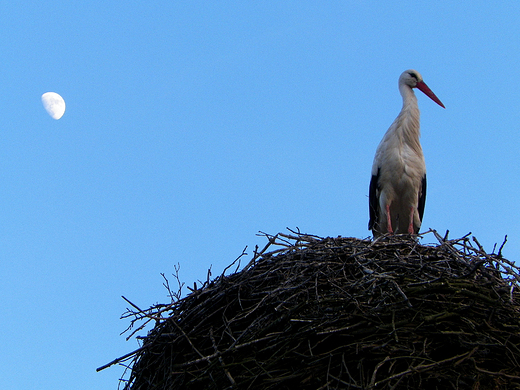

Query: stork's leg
[[386, 204, 393, 234], [407, 206, 415, 234]]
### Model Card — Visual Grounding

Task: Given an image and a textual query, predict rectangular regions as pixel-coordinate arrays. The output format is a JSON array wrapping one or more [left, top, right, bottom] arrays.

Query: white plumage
[[369, 70, 444, 236]]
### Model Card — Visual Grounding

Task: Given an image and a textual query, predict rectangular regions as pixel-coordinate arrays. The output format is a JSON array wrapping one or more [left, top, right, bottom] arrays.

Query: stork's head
[[400, 69, 424, 88], [400, 69, 445, 108]]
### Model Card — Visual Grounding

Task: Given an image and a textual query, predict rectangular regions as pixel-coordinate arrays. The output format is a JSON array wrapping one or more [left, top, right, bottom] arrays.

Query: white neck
[[398, 84, 421, 138]]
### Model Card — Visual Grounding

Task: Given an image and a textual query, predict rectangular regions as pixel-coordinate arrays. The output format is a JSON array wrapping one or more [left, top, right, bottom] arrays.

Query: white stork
[[369, 70, 444, 237]]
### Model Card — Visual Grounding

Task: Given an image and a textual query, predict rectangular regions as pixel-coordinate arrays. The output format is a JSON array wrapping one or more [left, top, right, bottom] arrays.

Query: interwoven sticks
[[101, 230, 520, 390]]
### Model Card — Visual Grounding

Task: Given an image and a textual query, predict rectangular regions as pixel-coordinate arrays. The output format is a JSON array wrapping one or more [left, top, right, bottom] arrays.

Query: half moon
[[41, 92, 66, 120]]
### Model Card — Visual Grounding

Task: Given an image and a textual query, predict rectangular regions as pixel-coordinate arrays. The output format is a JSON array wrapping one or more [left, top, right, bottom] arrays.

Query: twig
[[221, 246, 248, 278], [374, 350, 474, 387], [96, 345, 147, 372]]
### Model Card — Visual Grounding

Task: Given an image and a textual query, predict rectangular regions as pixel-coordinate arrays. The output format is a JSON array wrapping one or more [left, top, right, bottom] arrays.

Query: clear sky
[[2, 2, 519, 389]]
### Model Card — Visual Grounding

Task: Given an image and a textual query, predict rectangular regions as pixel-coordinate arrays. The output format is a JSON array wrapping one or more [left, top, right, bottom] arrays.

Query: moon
[[41, 92, 66, 120]]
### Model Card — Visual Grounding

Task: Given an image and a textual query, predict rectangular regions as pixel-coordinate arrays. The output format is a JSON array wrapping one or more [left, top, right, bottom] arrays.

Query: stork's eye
[[408, 72, 418, 80]]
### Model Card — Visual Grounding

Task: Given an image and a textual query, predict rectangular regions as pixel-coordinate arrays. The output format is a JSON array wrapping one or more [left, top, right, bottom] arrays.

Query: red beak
[[415, 81, 445, 108]]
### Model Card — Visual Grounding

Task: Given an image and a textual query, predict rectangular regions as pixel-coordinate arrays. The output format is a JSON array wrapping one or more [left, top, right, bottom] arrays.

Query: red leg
[[386, 204, 393, 234], [407, 206, 415, 234]]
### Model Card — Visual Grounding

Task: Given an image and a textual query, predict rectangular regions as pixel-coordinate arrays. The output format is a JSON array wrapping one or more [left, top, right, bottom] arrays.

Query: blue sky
[[2, 2, 519, 389]]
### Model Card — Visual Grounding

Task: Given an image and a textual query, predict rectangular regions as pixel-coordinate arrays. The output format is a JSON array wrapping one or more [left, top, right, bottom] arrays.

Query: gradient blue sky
[[2, 2, 519, 389]]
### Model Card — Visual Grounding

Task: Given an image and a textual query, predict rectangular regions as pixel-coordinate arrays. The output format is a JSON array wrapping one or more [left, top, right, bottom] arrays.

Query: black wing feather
[[368, 168, 380, 231], [418, 174, 426, 223]]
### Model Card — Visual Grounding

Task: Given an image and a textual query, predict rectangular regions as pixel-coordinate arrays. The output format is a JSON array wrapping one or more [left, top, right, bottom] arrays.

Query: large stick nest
[[102, 230, 520, 389]]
